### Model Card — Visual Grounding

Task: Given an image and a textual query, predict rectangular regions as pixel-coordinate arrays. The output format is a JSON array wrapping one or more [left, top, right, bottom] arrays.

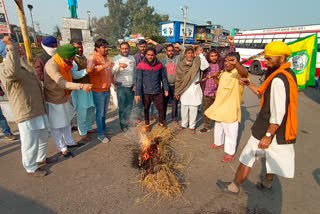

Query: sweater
[[87, 51, 112, 92], [136, 58, 169, 96], [112, 54, 136, 87]]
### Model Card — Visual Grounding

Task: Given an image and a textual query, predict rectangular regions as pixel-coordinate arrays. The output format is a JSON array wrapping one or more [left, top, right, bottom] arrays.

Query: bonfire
[[135, 125, 187, 200]]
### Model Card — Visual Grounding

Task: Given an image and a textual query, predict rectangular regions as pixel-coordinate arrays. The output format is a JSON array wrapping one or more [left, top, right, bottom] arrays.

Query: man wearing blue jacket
[[135, 48, 169, 131]]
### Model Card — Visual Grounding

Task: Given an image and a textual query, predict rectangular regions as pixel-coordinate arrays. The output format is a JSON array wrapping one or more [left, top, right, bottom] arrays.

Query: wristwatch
[[265, 132, 273, 137]]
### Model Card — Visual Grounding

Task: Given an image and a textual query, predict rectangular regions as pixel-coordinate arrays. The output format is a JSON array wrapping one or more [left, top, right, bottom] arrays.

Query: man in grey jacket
[[0, 36, 57, 177]]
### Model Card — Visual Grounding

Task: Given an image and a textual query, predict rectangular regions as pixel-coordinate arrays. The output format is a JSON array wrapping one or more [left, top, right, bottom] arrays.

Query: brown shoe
[[27, 168, 48, 177], [37, 156, 59, 165], [80, 135, 91, 142], [5, 133, 17, 141], [87, 128, 97, 133]]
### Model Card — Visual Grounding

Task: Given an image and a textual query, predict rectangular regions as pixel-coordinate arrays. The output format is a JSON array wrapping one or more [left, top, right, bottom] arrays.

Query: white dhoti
[[46, 101, 76, 152], [18, 114, 49, 172], [239, 135, 295, 178], [214, 121, 239, 155]]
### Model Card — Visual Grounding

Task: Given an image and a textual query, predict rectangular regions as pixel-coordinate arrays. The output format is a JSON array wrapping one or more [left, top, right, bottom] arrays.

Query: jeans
[[164, 85, 178, 122], [117, 86, 134, 129], [92, 90, 110, 137], [0, 108, 11, 135]]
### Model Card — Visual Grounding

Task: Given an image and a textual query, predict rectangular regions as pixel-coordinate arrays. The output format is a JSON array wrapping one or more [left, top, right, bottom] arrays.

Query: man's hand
[[135, 95, 140, 104], [175, 95, 180, 100], [82, 84, 93, 92], [132, 84, 136, 92], [212, 71, 219, 77], [119, 63, 128, 69], [164, 90, 169, 97], [2, 35, 13, 45], [239, 77, 250, 86], [147, 39, 157, 45], [258, 136, 272, 149], [228, 57, 238, 66], [195, 47, 203, 56], [227, 35, 235, 45]]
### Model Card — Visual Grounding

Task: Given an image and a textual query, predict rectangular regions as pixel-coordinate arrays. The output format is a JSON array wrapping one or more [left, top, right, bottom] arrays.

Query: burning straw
[[136, 126, 187, 199]]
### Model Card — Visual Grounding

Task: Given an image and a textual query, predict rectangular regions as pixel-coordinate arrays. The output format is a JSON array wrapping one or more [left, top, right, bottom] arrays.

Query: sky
[[3, 0, 320, 34]]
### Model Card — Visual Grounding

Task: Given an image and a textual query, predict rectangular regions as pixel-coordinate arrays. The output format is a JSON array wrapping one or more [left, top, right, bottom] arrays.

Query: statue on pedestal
[[68, 0, 78, 18]]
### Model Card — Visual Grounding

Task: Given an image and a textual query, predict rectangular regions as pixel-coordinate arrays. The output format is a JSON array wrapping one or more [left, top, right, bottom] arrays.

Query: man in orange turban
[[216, 41, 298, 194]]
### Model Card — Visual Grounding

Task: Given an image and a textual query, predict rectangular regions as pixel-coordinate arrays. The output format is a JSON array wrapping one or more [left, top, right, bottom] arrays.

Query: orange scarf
[[53, 53, 73, 97], [257, 62, 298, 142]]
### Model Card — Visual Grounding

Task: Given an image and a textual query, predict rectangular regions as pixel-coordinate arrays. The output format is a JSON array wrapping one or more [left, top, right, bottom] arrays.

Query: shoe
[[158, 123, 167, 129], [71, 126, 78, 131], [67, 142, 84, 148], [199, 128, 210, 133], [5, 133, 16, 141], [216, 179, 240, 195], [209, 144, 224, 149], [37, 156, 59, 165], [97, 136, 110, 143], [122, 127, 129, 133], [87, 128, 97, 133], [27, 168, 48, 177], [222, 154, 236, 162], [80, 135, 91, 142], [62, 151, 74, 158]]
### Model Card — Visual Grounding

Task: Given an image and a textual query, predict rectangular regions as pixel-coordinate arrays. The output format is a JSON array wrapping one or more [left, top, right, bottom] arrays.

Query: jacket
[[0, 45, 46, 123], [44, 57, 81, 104], [34, 51, 51, 81], [136, 58, 169, 96], [87, 51, 112, 92]]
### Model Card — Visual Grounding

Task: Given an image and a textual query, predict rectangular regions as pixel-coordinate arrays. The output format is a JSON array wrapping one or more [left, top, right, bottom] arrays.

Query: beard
[[265, 65, 279, 79]]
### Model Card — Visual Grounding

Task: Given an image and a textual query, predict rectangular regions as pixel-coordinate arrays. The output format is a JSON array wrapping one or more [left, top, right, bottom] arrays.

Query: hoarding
[[161, 23, 174, 37], [0, 0, 11, 34], [180, 23, 194, 38]]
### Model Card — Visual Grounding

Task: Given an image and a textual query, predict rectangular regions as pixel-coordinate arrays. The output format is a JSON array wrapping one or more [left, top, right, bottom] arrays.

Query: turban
[[56, 44, 78, 59], [264, 41, 292, 57], [42, 36, 57, 47]]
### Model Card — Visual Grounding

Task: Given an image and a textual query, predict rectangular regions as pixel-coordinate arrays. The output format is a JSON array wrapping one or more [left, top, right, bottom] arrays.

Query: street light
[[27, 4, 37, 46]]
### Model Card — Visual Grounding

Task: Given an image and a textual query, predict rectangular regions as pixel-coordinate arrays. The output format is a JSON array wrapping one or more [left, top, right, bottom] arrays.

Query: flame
[[138, 127, 160, 172]]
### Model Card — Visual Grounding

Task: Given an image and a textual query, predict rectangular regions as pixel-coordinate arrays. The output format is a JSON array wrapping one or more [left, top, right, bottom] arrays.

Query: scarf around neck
[[257, 62, 298, 142], [175, 56, 201, 96], [53, 53, 73, 97]]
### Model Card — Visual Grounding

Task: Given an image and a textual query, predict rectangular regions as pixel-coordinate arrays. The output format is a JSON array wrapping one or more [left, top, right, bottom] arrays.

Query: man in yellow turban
[[216, 40, 298, 194]]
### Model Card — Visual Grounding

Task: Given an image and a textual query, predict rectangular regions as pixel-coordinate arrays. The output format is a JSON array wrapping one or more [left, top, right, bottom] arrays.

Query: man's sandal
[[216, 179, 240, 195]]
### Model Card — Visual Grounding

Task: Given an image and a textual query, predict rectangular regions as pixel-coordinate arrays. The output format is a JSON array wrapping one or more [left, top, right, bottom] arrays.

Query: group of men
[[0, 34, 298, 195]]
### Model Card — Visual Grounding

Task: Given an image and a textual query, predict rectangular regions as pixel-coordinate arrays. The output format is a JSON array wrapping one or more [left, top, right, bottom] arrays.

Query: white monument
[[60, 17, 94, 57]]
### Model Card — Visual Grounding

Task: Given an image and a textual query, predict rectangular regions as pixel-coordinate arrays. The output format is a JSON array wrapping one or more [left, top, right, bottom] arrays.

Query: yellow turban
[[264, 41, 292, 57]]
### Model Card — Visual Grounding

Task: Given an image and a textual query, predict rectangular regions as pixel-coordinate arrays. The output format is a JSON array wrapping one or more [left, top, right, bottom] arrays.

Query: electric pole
[[182, 6, 188, 47], [14, 0, 33, 65]]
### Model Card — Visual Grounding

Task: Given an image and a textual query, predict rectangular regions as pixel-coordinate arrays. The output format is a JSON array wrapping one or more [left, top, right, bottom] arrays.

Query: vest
[[251, 68, 297, 144]]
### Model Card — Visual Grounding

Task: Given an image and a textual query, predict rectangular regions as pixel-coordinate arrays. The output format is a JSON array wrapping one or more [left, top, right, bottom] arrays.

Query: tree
[[53, 25, 62, 40], [91, 0, 169, 44]]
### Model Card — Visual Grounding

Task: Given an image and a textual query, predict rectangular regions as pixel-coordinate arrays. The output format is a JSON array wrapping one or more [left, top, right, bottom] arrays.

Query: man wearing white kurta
[[175, 47, 209, 133], [216, 41, 298, 194], [0, 36, 57, 177], [44, 44, 93, 158]]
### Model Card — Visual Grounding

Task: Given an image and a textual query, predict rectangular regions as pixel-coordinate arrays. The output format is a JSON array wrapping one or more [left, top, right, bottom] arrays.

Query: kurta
[[205, 68, 244, 123]]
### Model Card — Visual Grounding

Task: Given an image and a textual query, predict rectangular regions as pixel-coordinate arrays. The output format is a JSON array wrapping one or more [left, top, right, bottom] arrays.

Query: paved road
[[0, 75, 319, 214]]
